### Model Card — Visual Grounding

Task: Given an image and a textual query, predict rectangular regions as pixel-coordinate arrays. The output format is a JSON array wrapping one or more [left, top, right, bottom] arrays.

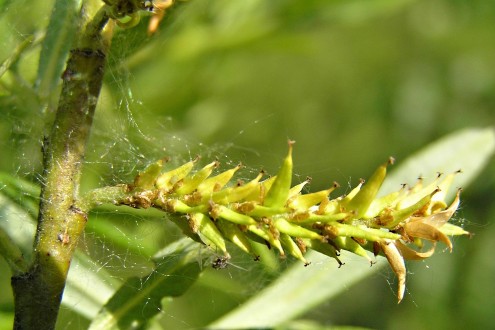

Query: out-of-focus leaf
[[35, 0, 82, 100], [380, 127, 495, 199], [88, 238, 212, 330], [208, 127, 495, 329], [0, 35, 36, 79]]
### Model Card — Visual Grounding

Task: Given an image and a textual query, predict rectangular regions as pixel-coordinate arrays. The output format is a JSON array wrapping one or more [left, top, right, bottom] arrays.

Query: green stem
[[11, 7, 112, 330]]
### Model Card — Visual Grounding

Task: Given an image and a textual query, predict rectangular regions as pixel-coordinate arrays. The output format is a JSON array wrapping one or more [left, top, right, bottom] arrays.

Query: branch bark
[[11, 7, 113, 329]]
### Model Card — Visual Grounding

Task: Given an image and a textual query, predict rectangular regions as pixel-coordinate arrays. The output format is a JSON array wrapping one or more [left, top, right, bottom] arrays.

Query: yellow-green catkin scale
[[263, 141, 294, 208], [174, 161, 219, 195], [134, 159, 164, 189], [344, 158, 392, 218], [156, 158, 198, 191]]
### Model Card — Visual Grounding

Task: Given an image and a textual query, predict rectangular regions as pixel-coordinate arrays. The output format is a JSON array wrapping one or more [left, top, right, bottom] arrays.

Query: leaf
[[207, 127, 495, 329], [380, 127, 495, 199], [88, 238, 211, 330], [35, 0, 83, 100]]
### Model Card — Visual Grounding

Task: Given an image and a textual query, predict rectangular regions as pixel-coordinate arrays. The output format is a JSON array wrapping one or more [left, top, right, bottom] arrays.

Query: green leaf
[[88, 238, 212, 330], [35, 0, 82, 100], [207, 127, 495, 329], [380, 127, 495, 199]]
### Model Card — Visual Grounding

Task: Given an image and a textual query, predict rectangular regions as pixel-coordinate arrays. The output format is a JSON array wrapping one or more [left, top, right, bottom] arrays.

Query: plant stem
[[11, 7, 113, 329]]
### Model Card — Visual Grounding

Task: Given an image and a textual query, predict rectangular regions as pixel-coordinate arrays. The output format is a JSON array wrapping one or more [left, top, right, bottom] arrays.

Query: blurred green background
[[1, 0, 494, 329]]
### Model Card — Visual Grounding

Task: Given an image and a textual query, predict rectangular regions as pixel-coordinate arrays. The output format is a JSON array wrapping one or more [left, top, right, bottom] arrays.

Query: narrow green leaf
[[35, 0, 82, 99], [89, 238, 211, 330], [208, 127, 495, 329]]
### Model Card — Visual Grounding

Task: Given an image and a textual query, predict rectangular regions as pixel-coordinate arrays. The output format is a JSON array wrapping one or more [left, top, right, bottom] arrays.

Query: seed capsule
[[303, 239, 342, 266], [288, 185, 337, 211], [174, 161, 219, 195], [247, 224, 284, 256], [189, 213, 228, 255], [279, 233, 308, 264], [134, 159, 164, 189], [156, 158, 198, 191], [210, 204, 257, 225], [264, 141, 294, 208], [208, 172, 264, 204], [344, 158, 393, 218], [197, 164, 241, 195], [216, 220, 254, 254], [272, 217, 322, 240], [327, 223, 401, 242]]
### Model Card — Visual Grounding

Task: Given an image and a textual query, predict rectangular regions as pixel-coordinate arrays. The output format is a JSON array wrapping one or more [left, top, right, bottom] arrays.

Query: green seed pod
[[189, 213, 228, 255], [303, 239, 342, 266], [244, 175, 276, 203], [381, 189, 438, 229], [340, 180, 364, 205], [272, 217, 322, 240], [242, 204, 287, 218], [197, 164, 241, 195], [327, 223, 401, 242], [208, 171, 264, 204], [288, 178, 311, 199], [344, 158, 393, 218], [303, 212, 350, 225], [279, 233, 308, 264], [333, 236, 372, 264], [210, 204, 257, 225], [216, 220, 254, 254], [174, 161, 219, 195], [263, 141, 294, 208], [364, 190, 401, 219], [157, 198, 208, 214], [133, 159, 164, 189], [156, 157, 198, 191], [288, 184, 337, 211]]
